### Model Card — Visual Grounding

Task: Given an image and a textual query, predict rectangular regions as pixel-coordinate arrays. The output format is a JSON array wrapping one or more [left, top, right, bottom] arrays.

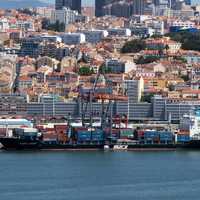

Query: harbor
[[0, 107, 200, 151]]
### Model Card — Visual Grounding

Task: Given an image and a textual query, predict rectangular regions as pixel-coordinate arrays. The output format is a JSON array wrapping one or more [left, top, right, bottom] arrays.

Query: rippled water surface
[[0, 150, 200, 200]]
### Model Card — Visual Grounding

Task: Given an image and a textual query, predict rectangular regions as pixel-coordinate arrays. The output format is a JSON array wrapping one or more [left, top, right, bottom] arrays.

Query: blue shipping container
[[92, 130, 104, 141], [177, 135, 190, 142], [77, 131, 91, 141], [144, 131, 160, 139], [159, 131, 173, 140]]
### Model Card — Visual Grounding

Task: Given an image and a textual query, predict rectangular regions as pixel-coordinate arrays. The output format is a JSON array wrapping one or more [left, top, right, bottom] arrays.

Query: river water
[[1, 150, 200, 200]]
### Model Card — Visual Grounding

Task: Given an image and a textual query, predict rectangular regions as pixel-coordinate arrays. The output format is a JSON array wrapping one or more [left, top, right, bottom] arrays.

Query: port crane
[[78, 68, 128, 133]]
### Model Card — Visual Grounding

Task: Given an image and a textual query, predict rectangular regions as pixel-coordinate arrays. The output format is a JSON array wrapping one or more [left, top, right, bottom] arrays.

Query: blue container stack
[[159, 131, 173, 143], [77, 131, 91, 142], [92, 129, 104, 141], [77, 129, 105, 142], [177, 134, 190, 143], [144, 131, 160, 140]]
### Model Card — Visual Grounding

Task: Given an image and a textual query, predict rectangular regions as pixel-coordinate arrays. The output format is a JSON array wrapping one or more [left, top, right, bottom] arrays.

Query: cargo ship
[[0, 124, 193, 151], [1, 108, 200, 151]]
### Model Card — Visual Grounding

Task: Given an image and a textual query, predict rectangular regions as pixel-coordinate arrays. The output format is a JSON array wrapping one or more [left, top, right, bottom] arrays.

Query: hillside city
[[0, 0, 200, 125]]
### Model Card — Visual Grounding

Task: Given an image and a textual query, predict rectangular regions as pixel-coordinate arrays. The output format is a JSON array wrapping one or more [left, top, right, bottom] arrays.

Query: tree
[[180, 74, 190, 82], [135, 56, 160, 64], [78, 66, 93, 76], [121, 39, 146, 53], [99, 65, 112, 74], [141, 93, 154, 103], [42, 19, 65, 32], [166, 31, 200, 51]]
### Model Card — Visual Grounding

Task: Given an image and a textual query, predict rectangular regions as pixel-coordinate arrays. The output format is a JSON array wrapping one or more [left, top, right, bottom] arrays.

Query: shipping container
[[176, 134, 190, 143], [159, 131, 173, 141], [120, 129, 133, 138], [104, 128, 120, 139], [91, 129, 104, 141], [144, 131, 160, 140], [77, 130, 91, 142]]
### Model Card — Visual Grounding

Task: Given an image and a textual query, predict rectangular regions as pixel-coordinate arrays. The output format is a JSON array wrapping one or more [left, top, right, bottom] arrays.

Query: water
[[1, 150, 200, 200]]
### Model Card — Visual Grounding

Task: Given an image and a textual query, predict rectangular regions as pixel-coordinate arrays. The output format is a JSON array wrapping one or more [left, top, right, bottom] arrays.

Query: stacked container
[[137, 130, 174, 144], [91, 129, 104, 142], [104, 128, 120, 140], [176, 134, 190, 143], [120, 128, 133, 139], [144, 131, 160, 144], [77, 130, 91, 142], [159, 131, 173, 144]]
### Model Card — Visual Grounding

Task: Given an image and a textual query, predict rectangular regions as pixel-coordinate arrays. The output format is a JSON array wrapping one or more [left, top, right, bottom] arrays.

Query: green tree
[[135, 56, 160, 64], [99, 65, 112, 74], [42, 19, 65, 32], [78, 66, 93, 76], [121, 39, 146, 53], [180, 74, 190, 82], [141, 93, 154, 103], [166, 31, 200, 51]]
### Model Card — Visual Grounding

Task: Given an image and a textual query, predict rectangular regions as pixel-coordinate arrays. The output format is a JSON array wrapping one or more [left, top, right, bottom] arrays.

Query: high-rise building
[[132, 0, 145, 15], [55, 0, 82, 13], [95, 0, 115, 17], [104, 1, 133, 18], [184, 0, 191, 5]]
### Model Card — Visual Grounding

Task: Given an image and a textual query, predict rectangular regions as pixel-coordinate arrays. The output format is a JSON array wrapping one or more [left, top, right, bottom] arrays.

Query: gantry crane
[[78, 69, 128, 133]]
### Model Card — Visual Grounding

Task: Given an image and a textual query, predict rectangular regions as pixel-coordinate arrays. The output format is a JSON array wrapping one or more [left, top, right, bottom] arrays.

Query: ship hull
[[0, 138, 105, 150], [1, 138, 200, 151]]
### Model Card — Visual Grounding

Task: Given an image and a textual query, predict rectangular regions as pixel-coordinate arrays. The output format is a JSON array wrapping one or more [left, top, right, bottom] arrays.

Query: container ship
[[0, 118, 198, 151], [1, 70, 200, 150]]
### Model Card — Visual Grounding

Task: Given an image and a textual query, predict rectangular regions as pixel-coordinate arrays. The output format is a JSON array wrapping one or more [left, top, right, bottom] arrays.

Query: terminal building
[[1, 79, 200, 123]]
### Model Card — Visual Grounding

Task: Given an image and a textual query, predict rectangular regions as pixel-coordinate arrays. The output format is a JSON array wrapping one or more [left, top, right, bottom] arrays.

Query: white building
[[0, 18, 9, 32], [107, 28, 131, 37], [179, 111, 200, 138], [60, 33, 86, 45], [169, 20, 195, 29], [146, 20, 165, 35], [51, 7, 79, 25], [80, 30, 108, 43], [105, 59, 136, 74], [0, 119, 33, 129], [41, 35, 62, 43], [17, 20, 35, 31], [36, 7, 54, 18]]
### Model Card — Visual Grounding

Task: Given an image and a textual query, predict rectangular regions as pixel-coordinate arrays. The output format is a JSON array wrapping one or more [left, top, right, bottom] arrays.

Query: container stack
[[120, 128, 133, 139], [104, 128, 120, 140], [159, 131, 174, 144], [144, 131, 160, 144], [176, 133, 190, 143], [137, 130, 174, 144], [76, 129, 105, 144]]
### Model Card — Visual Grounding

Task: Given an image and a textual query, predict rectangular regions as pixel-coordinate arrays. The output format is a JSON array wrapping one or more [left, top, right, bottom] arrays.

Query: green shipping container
[[120, 129, 133, 137]]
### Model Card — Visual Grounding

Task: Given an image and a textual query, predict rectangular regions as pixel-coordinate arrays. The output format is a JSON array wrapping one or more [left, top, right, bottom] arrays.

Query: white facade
[[0, 18, 9, 32], [60, 33, 86, 45], [51, 7, 79, 25], [105, 59, 136, 74], [0, 119, 33, 129], [81, 30, 108, 43], [41, 35, 62, 43], [107, 28, 131, 37], [170, 20, 195, 29], [146, 20, 165, 35], [179, 113, 200, 138], [17, 21, 35, 31], [36, 7, 54, 18]]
